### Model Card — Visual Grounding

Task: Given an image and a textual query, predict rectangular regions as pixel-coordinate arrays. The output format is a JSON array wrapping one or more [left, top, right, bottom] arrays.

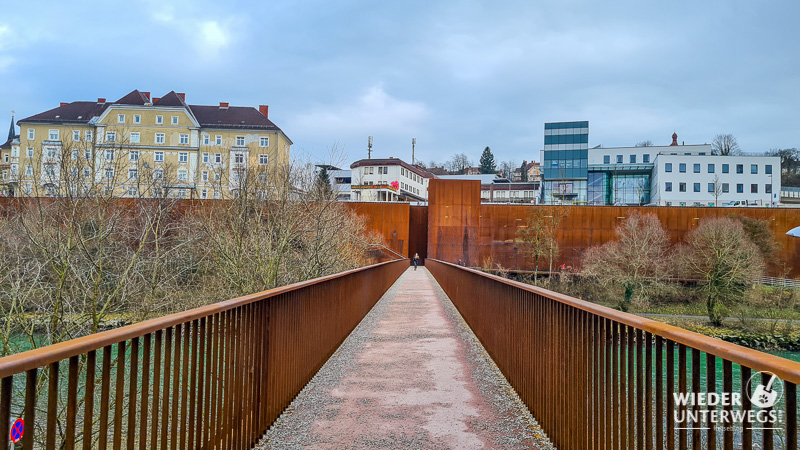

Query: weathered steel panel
[[408, 206, 428, 263], [346, 202, 410, 257]]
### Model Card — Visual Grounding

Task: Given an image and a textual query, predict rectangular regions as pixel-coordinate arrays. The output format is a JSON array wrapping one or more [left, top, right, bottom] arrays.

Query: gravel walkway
[[257, 267, 553, 449]]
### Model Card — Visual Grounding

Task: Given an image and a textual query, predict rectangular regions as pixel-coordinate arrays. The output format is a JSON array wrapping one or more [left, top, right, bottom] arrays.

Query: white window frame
[[213, 171, 221, 182], [179, 152, 188, 163], [105, 149, 114, 161], [134, 114, 141, 124], [73, 130, 80, 141], [154, 151, 164, 162], [215, 135, 222, 145], [27, 129, 34, 140], [155, 133, 165, 144], [129, 150, 139, 162], [25, 165, 33, 177], [259, 137, 269, 147], [203, 135, 210, 145], [49, 129, 59, 141], [179, 134, 189, 144], [83, 167, 91, 179], [84, 148, 92, 160], [258, 154, 268, 165], [156, 115, 163, 124], [201, 189, 208, 199], [26, 147, 34, 158], [214, 153, 222, 164], [105, 131, 116, 143], [234, 153, 244, 164], [235, 136, 245, 146], [171, 116, 179, 125], [201, 170, 209, 182], [117, 114, 125, 123], [128, 168, 138, 180], [177, 168, 188, 181], [85, 130, 92, 142], [202, 153, 209, 163], [104, 167, 114, 179], [130, 132, 140, 144], [127, 186, 138, 197]]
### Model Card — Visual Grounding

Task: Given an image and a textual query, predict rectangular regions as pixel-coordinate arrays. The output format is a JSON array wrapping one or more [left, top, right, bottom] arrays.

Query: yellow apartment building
[[3, 90, 292, 199]]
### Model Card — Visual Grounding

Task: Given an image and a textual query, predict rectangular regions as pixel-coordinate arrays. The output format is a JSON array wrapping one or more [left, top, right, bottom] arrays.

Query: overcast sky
[[1, 0, 797, 167]]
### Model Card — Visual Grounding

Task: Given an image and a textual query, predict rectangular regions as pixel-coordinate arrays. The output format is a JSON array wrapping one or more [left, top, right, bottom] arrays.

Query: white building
[[349, 158, 433, 202], [315, 165, 352, 201], [440, 174, 541, 203]]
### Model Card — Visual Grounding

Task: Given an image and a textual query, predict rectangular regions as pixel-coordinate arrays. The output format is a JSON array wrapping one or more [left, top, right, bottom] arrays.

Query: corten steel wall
[[427, 179, 481, 266], [427, 259, 800, 450], [409, 205, 428, 264], [0, 259, 407, 449], [425, 181, 800, 277], [345, 202, 411, 258]]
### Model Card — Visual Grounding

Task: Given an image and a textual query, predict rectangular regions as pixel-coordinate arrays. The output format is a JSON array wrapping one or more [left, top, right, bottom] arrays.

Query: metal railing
[[427, 259, 800, 450], [757, 276, 800, 290], [0, 259, 407, 449]]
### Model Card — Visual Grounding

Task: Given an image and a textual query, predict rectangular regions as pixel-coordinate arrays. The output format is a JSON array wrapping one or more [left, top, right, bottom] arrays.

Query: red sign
[[10, 418, 23, 443]]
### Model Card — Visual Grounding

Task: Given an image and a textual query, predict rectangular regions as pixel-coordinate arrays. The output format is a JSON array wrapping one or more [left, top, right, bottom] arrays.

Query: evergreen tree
[[315, 166, 333, 196], [520, 161, 528, 181], [479, 146, 496, 174]]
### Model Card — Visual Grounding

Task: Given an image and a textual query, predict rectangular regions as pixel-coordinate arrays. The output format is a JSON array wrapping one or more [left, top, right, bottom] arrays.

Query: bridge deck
[[258, 267, 552, 449]]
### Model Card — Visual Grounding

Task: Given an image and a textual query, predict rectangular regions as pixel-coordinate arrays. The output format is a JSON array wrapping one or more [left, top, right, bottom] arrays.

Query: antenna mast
[[412, 138, 416, 165], [367, 136, 373, 159]]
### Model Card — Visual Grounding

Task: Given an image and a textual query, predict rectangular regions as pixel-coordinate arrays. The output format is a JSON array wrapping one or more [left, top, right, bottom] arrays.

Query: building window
[[722, 164, 729, 173], [616, 155, 623, 164], [105, 167, 114, 179], [679, 182, 686, 192], [130, 132, 140, 144], [127, 186, 138, 197], [751, 184, 758, 193], [128, 168, 138, 180], [155, 133, 165, 144], [708, 164, 714, 173], [722, 183, 729, 193], [630, 155, 636, 164], [708, 183, 714, 193], [73, 130, 80, 141], [665, 182, 672, 192], [233, 153, 244, 164], [665, 163, 672, 172], [215, 135, 222, 145], [84, 149, 91, 160], [71, 148, 79, 160], [177, 168, 188, 181], [766, 184, 772, 194], [105, 149, 114, 161], [736, 184, 744, 193], [171, 116, 179, 125], [751, 164, 758, 174], [214, 153, 222, 163], [85, 130, 93, 142], [202, 153, 209, 163], [213, 171, 221, 182], [156, 115, 163, 124], [693, 163, 700, 173], [153, 168, 163, 180], [49, 129, 59, 140], [203, 135, 210, 145], [693, 183, 700, 192], [179, 134, 189, 144], [83, 167, 91, 179], [643, 154, 650, 163], [736, 164, 743, 174], [117, 114, 125, 123], [134, 114, 141, 124], [27, 147, 33, 158], [105, 131, 116, 143], [179, 152, 188, 163], [201, 189, 208, 199], [765, 165, 772, 175], [260, 137, 269, 147], [154, 151, 164, 162], [201, 171, 209, 182], [27, 129, 34, 140], [213, 189, 220, 199], [679, 163, 686, 173], [258, 154, 268, 165], [235, 136, 245, 146], [129, 150, 139, 162], [25, 165, 33, 177]]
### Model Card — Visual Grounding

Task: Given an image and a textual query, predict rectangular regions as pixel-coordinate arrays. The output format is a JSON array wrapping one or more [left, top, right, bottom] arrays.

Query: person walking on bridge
[[413, 253, 419, 270]]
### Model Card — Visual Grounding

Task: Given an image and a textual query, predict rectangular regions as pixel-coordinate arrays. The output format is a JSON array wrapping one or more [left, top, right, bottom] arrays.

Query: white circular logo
[[746, 371, 783, 409]]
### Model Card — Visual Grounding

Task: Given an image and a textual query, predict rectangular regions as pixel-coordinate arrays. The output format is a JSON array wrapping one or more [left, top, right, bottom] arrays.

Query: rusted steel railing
[[0, 259, 407, 449], [427, 259, 800, 450]]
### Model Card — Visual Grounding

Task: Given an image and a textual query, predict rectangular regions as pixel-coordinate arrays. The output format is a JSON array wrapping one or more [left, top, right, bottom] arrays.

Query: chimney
[[219, 102, 229, 109], [259, 105, 269, 118], [60, 102, 68, 107], [97, 98, 106, 104], [177, 93, 186, 101], [142, 91, 151, 101]]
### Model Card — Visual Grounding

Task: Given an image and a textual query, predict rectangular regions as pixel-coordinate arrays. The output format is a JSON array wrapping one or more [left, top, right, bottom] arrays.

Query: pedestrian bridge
[[0, 259, 798, 449]]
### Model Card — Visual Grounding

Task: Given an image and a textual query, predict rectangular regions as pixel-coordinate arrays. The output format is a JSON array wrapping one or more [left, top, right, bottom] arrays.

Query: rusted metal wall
[[426, 180, 800, 277], [428, 259, 800, 449], [426, 179, 482, 266], [408, 205, 428, 263], [346, 202, 411, 258], [0, 259, 407, 449]]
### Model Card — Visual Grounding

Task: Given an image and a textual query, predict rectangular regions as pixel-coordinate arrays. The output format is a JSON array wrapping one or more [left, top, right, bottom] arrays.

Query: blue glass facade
[[542, 121, 589, 204]]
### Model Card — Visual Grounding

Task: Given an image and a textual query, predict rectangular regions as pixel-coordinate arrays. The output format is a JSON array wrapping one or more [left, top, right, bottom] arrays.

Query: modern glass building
[[541, 121, 589, 204]]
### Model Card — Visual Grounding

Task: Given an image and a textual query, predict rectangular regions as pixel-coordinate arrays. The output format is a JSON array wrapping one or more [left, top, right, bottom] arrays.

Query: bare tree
[[516, 205, 569, 280], [711, 134, 742, 156], [677, 218, 764, 326], [635, 140, 654, 147], [445, 153, 472, 175], [498, 160, 517, 179], [582, 213, 672, 311], [711, 174, 723, 206]]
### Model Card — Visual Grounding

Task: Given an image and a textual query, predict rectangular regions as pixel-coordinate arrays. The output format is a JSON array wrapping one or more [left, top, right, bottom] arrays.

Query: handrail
[[433, 259, 800, 383]]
